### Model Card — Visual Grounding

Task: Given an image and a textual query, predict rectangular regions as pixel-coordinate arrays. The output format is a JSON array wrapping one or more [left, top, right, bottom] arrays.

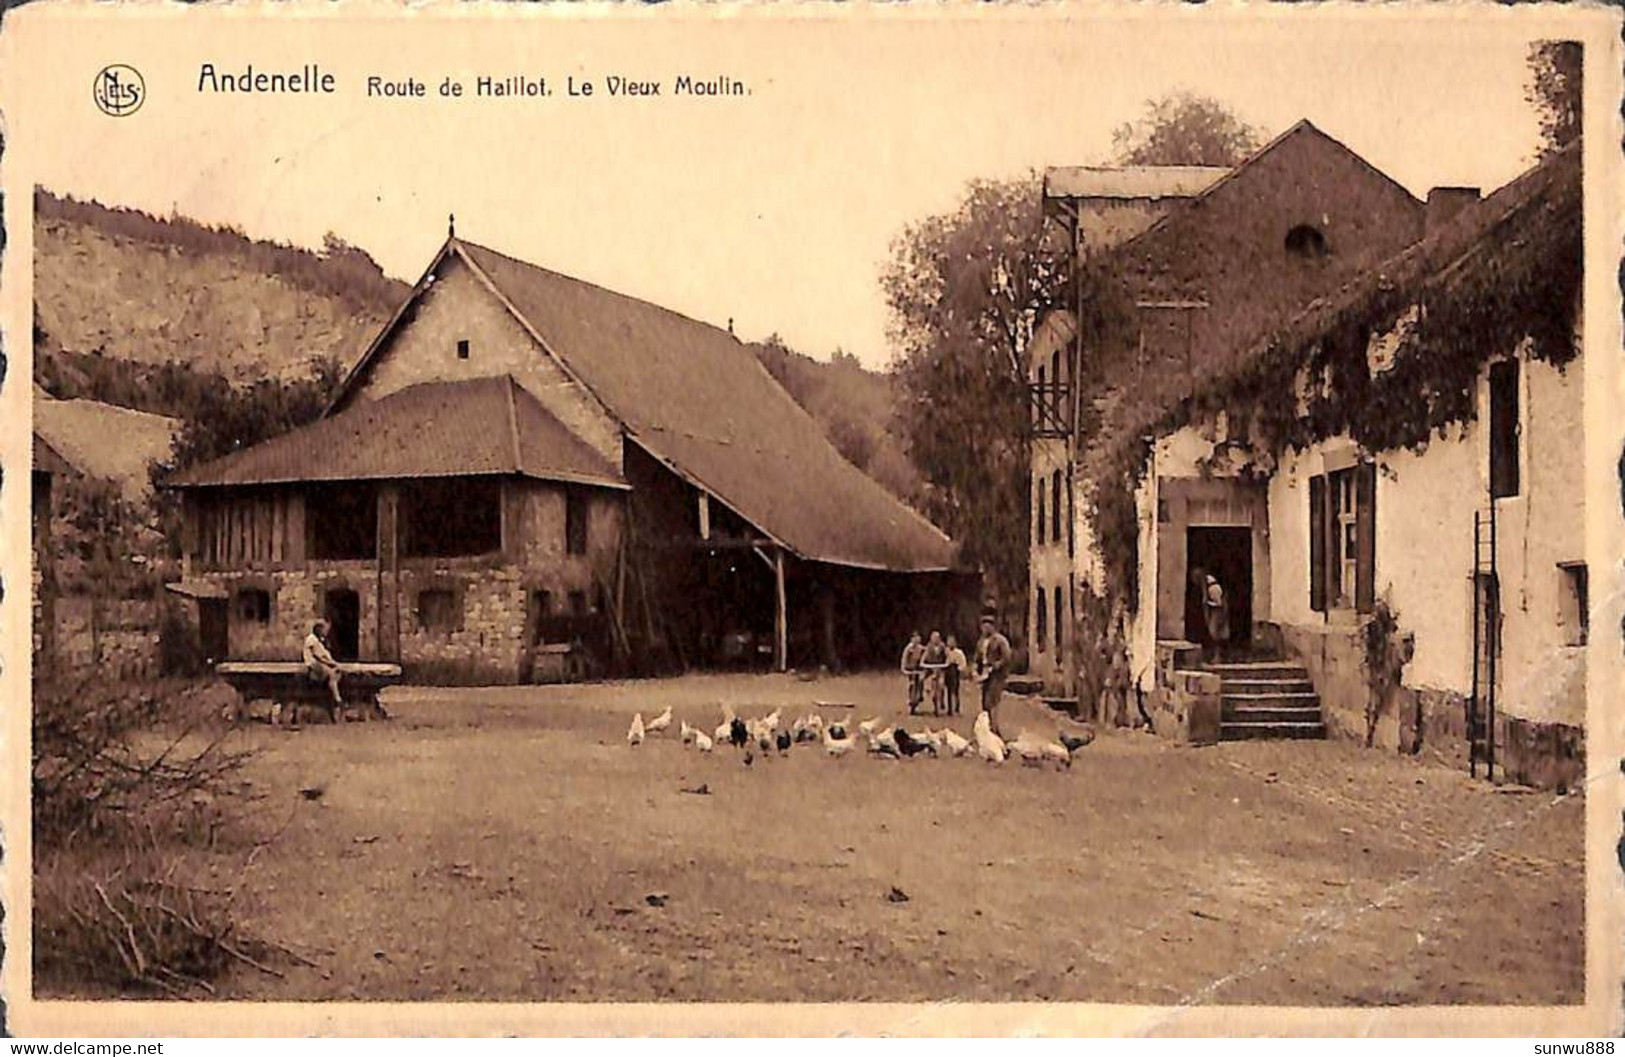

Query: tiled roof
[[167, 374, 627, 490]]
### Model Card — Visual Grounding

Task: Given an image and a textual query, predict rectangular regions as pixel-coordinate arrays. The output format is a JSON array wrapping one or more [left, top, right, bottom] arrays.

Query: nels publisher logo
[[93, 65, 145, 117]]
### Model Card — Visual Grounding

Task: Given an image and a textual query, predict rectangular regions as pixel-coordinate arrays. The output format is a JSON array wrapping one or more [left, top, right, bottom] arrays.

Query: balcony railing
[[1028, 380, 1071, 439]]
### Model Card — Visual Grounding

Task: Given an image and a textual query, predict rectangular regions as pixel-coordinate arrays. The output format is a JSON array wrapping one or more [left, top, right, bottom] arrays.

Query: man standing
[[973, 609, 1012, 736], [900, 631, 926, 715], [1203, 572, 1230, 665], [303, 619, 345, 713]]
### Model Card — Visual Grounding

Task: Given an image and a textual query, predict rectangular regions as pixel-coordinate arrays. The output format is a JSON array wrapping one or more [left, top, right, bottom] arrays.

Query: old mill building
[[1026, 122, 1585, 788], [167, 229, 969, 683]]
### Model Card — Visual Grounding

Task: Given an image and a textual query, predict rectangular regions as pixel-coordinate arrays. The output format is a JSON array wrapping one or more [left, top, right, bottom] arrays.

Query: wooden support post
[[774, 548, 788, 673], [376, 484, 401, 663]]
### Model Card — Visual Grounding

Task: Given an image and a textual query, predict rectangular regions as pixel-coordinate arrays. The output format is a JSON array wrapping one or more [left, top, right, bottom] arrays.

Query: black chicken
[[729, 717, 749, 749], [893, 728, 932, 758]]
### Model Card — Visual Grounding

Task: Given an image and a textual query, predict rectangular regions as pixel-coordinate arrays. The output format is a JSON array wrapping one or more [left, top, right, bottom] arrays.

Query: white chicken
[[646, 706, 673, 734], [823, 726, 856, 758], [858, 716, 884, 736], [627, 712, 646, 748], [972, 711, 1006, 763], [805, 713, 825, 736], [694, 730, 714, 753], [762, 708, 782, 734], [941, 729, 972, 758], [1008, 734, 1047, 767], [866, 726, 901, 758], [679, 720, 697, 745], [714, 718, 732, 745]]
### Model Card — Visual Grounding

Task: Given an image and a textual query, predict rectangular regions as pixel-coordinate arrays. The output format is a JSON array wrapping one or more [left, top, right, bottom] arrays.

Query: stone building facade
[[1060, 139, 1586, 788], [1028, 121, 1428, 696], [169, 230, 966, 682]]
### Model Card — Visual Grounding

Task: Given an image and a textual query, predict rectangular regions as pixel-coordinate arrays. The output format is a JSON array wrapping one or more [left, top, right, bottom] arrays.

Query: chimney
[[1425, 187, 1480, 235]]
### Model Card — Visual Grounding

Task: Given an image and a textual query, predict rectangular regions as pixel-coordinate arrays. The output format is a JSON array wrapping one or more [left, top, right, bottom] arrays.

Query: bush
[[34, 847, 241, 997], [31, 678, 286, 997], [32, 677, 247, 848]]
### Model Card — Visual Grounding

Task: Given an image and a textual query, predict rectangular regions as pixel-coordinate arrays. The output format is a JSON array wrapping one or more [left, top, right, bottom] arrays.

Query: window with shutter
[[1355, 461, 1378, 612], [1308, 474, 1327, 612], [1051, 470, 1061, 543], [1489, 360, 1520, 498]]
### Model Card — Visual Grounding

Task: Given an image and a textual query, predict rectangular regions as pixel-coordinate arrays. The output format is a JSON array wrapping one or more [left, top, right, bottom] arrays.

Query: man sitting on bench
[[303, 619, 344, 712]]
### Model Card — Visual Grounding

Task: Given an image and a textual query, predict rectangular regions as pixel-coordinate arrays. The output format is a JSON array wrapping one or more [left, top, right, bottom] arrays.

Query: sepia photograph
[[1, 2, 1620, 1037]]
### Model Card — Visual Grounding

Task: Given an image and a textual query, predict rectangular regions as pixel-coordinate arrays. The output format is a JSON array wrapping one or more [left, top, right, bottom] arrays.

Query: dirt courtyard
[[172, 672, 1580, 1005]]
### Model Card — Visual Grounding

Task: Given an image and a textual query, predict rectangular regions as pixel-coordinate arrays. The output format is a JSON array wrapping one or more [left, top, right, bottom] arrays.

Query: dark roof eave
[[165, 468, 630, 492]]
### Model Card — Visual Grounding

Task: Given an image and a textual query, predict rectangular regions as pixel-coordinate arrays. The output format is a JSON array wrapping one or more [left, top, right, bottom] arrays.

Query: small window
[[234, 587, 271, 624], [417, 588, 460, 633], [1034, 584, 1047, 653], [1489, 360, 1520, 499], [1050, 349, 1063, 423], [456, 339, 471, 360], [1035, 364, 1046, 429], [1285, 224, 1329, 259], [1558, 563, 1588, 647], [1053, 585, 1064, 652], [565, 489, 589, 556], [1051, 470, 1062, 543], [1035, 482, 1046, 547]]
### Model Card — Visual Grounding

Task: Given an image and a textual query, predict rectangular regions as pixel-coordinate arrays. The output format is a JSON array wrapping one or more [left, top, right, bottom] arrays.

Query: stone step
[[1223, 705, 1324, 725], [1220, 720, 1327, 741], [1221, 690, 1320, 706], [1207, 662, 1310, 680], [1221, 677, 1315, 694]]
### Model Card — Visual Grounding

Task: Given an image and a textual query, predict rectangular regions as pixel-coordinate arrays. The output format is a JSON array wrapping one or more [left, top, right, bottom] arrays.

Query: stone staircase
[[1207, 659, 1326, 741]]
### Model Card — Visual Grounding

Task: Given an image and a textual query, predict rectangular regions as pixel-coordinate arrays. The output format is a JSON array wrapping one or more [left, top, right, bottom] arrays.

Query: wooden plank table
[[214, 660, 402, 723]]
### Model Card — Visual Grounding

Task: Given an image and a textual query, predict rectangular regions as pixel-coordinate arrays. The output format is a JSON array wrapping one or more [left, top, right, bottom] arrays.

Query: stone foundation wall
[[397, 566, 527, 684], [192, 556, 597, 685], [1149, 643, 1220, 745], [1277, 621, 1584, 791], [51, 595, 163, 681]]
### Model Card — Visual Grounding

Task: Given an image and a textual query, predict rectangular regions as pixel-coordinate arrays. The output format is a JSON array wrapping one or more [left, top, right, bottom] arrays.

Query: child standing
[[944, 635, 968, 716]]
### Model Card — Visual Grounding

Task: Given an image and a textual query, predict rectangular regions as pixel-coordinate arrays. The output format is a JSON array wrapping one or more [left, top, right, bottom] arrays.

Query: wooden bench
[[215, 660, 402, 724]]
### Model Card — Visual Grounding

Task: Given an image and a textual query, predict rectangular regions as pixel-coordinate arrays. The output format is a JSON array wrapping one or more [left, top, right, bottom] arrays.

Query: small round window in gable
[[1284, 224, 1330, 260]]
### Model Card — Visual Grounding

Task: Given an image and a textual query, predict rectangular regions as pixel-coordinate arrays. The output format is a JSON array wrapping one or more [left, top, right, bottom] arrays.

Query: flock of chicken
[[625, 703, 1093, 770]]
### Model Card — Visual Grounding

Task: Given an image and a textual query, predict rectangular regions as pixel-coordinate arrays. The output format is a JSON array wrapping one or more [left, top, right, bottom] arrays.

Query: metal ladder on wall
[[1469, 506, 1499, 781]]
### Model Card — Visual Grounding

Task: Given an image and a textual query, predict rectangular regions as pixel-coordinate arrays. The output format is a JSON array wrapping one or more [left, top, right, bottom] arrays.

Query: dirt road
[[187, 673, 1583, 1005]]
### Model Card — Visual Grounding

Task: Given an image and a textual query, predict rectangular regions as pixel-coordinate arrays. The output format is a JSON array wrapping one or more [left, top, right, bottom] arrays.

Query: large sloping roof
[[1231, 138, 1578, 379], [168, 374, 627, 490], [435, 240, 957, 572], [33, 432, 78, 478], [33, 393, 180, 501], [1043, 165, 1226, 201]]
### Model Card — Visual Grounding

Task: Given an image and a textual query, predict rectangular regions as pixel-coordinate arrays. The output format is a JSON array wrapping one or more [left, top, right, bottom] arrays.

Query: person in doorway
[[1202, 571, 1231, 665], [303, 619, 345, 712], [944, 635, 968, 716], [973, 610, 1012, 736], [900, 631, 926, 715]]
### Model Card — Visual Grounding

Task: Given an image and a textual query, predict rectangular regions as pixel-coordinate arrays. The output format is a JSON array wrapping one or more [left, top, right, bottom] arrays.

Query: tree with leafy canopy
[[883, 176, 1071, 626], [1525, 40, 1581, 160], [1112, 92, 1263, 167]]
